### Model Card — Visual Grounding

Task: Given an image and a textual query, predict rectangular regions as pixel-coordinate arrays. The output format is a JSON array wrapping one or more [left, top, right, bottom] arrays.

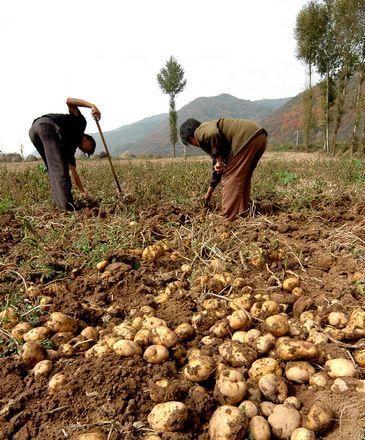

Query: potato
[[244, 329, 261, 346], [249, 358, 282, 381], [233, 278, 246, 288], [203, 298, 220, 311], [303, 401, 334, 433], [23, 326, 50, 343], [134, 329, 151, 346], [239, 400, 258, 419], [214, 369, 247, 405], [307, 330, 328, 345], [251, 301, 279, 319], [258, 374, 288, 403], [331, 378, 348, 392], [0, 307, 18, 329], [325, 358, 356, 378], [148, 401, 188, 433], [265, 315, 289, 337], [113, 323, 137, 340], [144, 345, 169, 364], [192, 311, 217, 330], [59, 343, 75, 356], [276, 340, 318, 361], [230, 295, 253, 311], [143, 317, 166, 330], [96, 260, 108, 271], [11, 322, 32, 340], [268, 404, 302, 439], [112, 340, 142, 357], [210, 320, 231, 338], [324, 326, 344, 340], [309, 372, 327, 387], [254, 334, 276, 354], [46, 312, 78, 333], [151, 326, 177, 348], [283, 277, 300, 292], [51, 331, 75, 348], [21, 341, 47, 366], [215, 307, 229, 319], [175, 323, 195, 340], [73, 432, 106, 440], [131, 317, 144, 330], [284, 397, 301, 410], [140, 306, 155, 317], [354, 348, 365, 367], [292, 287, 303, 297], [80, 327, 99, 341], [232, 331, 247, 343], [85, 343, 112, 358], [183, 355, 215, 382], [249, 416, 271, 440], [219, 341, 257, 368], [228, 310, 251, 330], [343, 308, 365, 338], [285, 362, 316, 384], [260, 401, 276, 417], [328, 312, 347, 328], [209, 405, 248, 440], [33, 360, 52, 378], [290, 428, 315, 440], [103, 335, 121, 348], [48, 373, 66, 393]]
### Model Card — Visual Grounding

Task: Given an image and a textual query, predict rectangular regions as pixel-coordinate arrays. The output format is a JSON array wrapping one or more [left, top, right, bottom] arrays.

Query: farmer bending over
[[29, 98, 101, 211], [180, 118, 268, 221]]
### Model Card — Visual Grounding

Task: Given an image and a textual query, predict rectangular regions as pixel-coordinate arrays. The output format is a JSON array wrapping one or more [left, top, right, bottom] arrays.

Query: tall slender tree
[[157, 56, 187, 158]]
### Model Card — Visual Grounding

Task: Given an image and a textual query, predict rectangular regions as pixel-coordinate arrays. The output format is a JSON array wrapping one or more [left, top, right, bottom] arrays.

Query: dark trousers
[[29, 117, 74, 211]]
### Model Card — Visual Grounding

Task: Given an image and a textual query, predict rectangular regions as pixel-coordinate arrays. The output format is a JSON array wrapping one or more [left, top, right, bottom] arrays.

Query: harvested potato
[[276, 340, 318, 361], [210, 320, 231, 338], [284, 397, 301, 410], [33, 360, 52, 378], [59, 343, 75, 356], [239, 400, 258, 419], [232, 331, 247, 343], [265, 315, 289, 337], [260, 401, 276, 417], [251, 301, 279, 319], [113, 323, 137, 340], [0, 307, 18, 329], [46, 312, 78, 333], [343, 308, 365, 338], [285, 362, 316, 384], [48, 373, 66, 393], [51, 331, 75, 348], [303, 401, 334, 433], [228, 310, 251, 330], [140, 306, 155, 317], [175, 323, 195, 340], [292, 287, 303, 297], [283, 277, 300, 292], [249, 416, 271, 440], [151, 326, 177, 348], [148, 401, 188, 433], [328, 312, 348, 328], [244, 329, 261, 346], [183, 355, 215, 382], [354, 348, 365, 367], [299, 311, 315, 323], [134, 329, 151, 346], [249, 358, 282, 381], [11, 322, 32, 340], [80, 327, 99, 341], [131, 317, 143, 330], [230, 295, 253, 311], [254, 334, 276, 354], [307, 330, 328, 345], [309, 372, 327, 387], [85, 343, 113, 358], [268, 404, 302, 439], [209, 405, 248, 440], [203, 299, 220, 311], [233, 278, 245, 288], [201, 336, 220, 346], [325, 358, 356, 378], [96, 260, 108, 271], [112, 340, 142, 357], [192, 311, 217, 331], [214, 369, 247, 405], [23, 326, 50, 343], [21, 341, 47, 366], [143, 317, 166, 330], [219, 341, 257, 368], [144, 345, 169, 364], [258, 374, 288, 403], [290, 428, 315, 440]]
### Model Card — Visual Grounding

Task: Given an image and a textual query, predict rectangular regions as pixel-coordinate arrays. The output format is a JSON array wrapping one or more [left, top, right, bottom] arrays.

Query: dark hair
[[179, 119, 201, 146], [83, 134, 96, 156]]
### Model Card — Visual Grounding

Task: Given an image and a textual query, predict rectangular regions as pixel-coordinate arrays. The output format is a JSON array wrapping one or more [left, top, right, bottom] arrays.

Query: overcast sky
[[1, 0, 308, 154]]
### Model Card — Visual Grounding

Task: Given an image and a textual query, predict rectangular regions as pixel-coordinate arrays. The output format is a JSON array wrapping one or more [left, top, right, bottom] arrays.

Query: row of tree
[[294, 0, 365, 154]]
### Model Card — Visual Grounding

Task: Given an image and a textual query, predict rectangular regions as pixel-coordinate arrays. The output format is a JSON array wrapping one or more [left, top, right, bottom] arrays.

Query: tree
[[157, 56, 187, 158]]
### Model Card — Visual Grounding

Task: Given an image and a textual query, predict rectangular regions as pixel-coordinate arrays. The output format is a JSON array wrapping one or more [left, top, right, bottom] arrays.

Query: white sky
[[0, 0, 308, 155]]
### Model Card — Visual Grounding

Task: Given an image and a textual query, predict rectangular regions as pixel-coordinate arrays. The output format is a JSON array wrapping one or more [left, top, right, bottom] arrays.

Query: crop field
[[1, 154, 365, 440]]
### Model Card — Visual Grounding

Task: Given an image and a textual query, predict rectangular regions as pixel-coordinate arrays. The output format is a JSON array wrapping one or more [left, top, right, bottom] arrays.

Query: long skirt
[[221, 132, 267, 221]]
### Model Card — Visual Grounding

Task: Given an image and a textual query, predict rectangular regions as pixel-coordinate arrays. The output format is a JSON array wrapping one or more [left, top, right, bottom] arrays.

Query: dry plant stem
[[265, 263, 282, 288]]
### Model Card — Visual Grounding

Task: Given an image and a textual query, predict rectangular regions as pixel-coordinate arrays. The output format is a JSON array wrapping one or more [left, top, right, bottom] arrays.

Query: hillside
[[91, 94, 291, 156], [263, 75, 365, 146]]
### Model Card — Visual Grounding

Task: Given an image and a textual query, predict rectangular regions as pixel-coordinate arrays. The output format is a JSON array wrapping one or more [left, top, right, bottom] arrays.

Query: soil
[[1, 203, 365, 439]]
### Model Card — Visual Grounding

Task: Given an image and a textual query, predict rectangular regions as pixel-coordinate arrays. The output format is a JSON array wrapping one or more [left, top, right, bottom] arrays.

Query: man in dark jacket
[[29, 97, 101, 211]]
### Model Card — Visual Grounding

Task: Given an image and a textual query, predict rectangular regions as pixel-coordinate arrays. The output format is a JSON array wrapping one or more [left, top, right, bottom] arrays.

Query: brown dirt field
[[1, 203, 365, 439]]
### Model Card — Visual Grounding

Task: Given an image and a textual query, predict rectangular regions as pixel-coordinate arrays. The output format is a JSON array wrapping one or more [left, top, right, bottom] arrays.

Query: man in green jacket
[[180, 118, 267, 221]]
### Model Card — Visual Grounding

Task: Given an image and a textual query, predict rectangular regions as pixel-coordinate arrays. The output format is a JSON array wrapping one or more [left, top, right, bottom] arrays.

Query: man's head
[[80, 134, 96, 156], [180, 119, 201, 146]]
